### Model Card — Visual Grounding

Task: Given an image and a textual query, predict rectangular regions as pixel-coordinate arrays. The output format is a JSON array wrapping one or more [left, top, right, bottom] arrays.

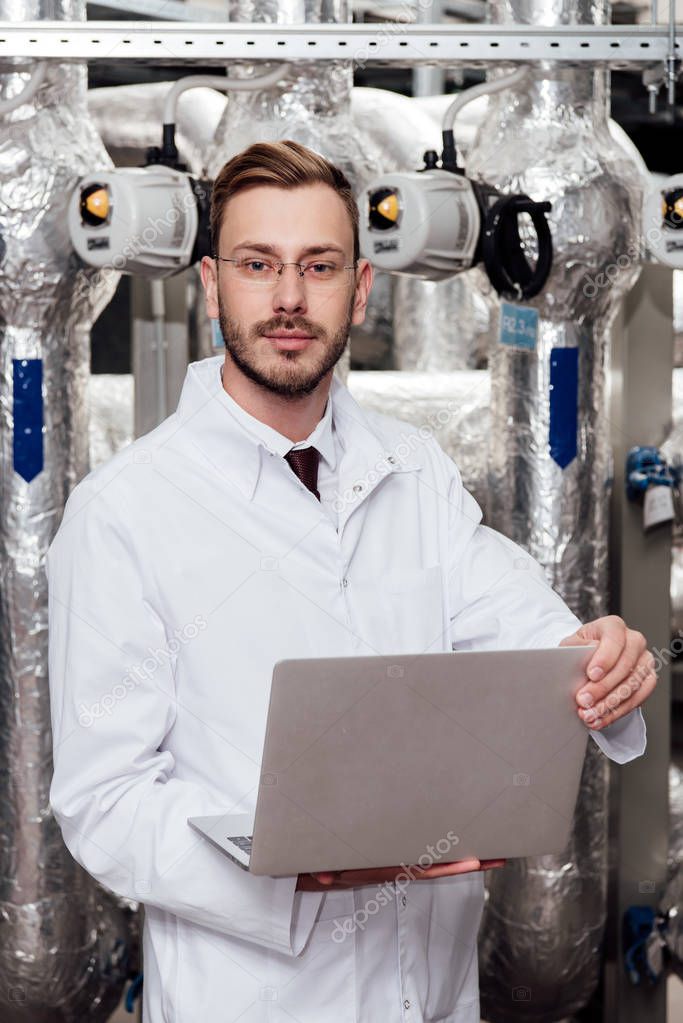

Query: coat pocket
[[353, 564, 446, 655]]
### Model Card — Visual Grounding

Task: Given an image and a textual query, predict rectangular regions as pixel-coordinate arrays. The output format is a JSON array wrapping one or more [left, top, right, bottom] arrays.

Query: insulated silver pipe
[[466, 1, 648, 1019], [0, 0, 132, 1018], [0, 59, 46, 113]]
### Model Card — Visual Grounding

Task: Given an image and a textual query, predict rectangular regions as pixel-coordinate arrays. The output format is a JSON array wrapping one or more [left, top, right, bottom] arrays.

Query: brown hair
[[209, 140, 359, 264]]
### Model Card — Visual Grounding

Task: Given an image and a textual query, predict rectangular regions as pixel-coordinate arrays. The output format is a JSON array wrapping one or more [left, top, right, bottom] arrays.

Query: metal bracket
[[0, 21, 680, 67]]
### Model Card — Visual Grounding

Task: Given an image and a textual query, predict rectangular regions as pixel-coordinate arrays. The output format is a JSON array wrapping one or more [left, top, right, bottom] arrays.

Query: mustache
[[257, 320, 320, 337]]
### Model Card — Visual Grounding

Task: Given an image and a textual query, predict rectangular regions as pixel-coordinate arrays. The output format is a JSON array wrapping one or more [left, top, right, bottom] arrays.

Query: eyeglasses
[[214, 255, 357, 290]]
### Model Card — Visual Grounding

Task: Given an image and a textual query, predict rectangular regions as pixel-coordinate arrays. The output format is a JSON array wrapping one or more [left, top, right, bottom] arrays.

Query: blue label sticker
[[499, 302, 539, 351], [549, 347, 578, 469], [13, 358, 44, 482]]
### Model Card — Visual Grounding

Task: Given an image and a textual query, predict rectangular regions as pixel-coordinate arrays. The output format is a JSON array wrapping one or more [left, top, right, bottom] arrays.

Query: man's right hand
[[296, 858, 506, 891]]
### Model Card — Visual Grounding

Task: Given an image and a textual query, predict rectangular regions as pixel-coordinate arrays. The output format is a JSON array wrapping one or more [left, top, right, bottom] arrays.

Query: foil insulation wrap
[[671, 546, 683, 639], [205, 1, 364, 170], [392, 272, 492, 370], [465, 2, 648, 1020], [467, 13, 646, 622], [346, 370, 490, 510], [478, 744, 609, 1022], [0, 1, 131, 1018], [662, 368, 683, 637], [660, 763, 683, 978], [87, 374, 134, 470]]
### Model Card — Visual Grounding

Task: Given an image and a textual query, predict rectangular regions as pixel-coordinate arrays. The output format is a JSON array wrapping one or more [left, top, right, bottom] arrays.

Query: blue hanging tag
[[499, 301, 539, 351], [13, 358, 44, 482], [549, 348, 578, 469]]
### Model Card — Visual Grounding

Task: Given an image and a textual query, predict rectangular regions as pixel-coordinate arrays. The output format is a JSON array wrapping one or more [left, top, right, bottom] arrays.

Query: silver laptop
[[188, 646, 594, 876]]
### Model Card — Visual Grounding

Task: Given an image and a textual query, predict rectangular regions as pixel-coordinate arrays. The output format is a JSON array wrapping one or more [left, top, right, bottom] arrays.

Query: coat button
[[401, 895, 407, 907], [353, 484, 363, 493], [404, 998, 411, 1009]]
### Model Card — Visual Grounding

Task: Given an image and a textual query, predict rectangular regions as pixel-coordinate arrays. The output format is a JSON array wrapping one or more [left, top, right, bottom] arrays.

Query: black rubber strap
[[189, 177, 213, 265], [481, 195, 553, 300]]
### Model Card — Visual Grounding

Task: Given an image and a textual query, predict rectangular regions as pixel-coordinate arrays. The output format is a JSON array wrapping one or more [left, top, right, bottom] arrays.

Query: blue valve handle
[[626, 445, 674, 502], [623, 906, 660, 986]]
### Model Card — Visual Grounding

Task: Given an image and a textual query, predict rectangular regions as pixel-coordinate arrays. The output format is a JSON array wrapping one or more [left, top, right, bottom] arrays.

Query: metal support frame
[[0, 21, 679, 66], [606, 262, 674, 1023], [412, 1, 447, 96]]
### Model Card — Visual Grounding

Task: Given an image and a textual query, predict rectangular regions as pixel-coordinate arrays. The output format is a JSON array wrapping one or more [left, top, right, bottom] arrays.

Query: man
[[47, 140, 656, 1023]]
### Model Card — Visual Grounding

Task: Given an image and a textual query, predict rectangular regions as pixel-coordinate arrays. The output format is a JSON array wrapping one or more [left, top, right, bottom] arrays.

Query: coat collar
[[175, 354, 421, 503]]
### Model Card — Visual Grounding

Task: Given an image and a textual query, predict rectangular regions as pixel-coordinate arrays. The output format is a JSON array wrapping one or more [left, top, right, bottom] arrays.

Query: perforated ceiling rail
[[0, 21, 679, 65]]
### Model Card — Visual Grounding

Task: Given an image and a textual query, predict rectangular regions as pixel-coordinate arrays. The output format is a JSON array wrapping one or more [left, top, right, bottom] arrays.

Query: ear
[[200, 255, 219, 320], [350, 258, 374, 328]]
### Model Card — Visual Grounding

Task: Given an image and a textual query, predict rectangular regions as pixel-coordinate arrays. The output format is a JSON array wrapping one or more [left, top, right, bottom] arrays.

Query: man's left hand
[[560, 615, 657, 730]]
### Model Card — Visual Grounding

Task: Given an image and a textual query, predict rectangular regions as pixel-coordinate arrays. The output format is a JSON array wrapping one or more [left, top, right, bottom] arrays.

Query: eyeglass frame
[[212, 253, 359, 285]]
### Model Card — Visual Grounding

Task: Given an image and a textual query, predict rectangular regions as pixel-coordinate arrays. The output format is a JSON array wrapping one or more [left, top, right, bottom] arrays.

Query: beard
[[217, 290, 353, 398]]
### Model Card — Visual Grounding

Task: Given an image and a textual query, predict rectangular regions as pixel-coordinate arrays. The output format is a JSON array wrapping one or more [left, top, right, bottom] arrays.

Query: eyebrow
[[232, 241, 347, 258]]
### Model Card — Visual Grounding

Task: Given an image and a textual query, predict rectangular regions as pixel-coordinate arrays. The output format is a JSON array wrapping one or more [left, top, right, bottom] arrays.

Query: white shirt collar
[[218, 362, 337, 471]]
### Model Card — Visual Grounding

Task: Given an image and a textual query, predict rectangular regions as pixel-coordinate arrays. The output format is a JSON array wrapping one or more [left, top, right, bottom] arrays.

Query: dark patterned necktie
[[284, 446, 321, 501]]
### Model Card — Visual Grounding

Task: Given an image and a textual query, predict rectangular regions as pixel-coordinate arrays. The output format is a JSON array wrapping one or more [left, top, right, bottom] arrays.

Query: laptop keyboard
[[227, 834, 253, 854]]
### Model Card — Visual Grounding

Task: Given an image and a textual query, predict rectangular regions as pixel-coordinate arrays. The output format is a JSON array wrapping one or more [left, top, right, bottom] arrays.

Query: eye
[[241, 259, 271, 273], [307, 262, 335, 275]]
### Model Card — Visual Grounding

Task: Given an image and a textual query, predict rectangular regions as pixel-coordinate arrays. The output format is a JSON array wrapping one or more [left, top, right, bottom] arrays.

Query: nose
[[271, 264, 307, 316]]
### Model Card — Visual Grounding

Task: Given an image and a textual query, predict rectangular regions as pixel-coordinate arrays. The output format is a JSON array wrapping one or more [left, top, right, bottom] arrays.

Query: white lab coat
[[46, 354, 646, 1023]]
